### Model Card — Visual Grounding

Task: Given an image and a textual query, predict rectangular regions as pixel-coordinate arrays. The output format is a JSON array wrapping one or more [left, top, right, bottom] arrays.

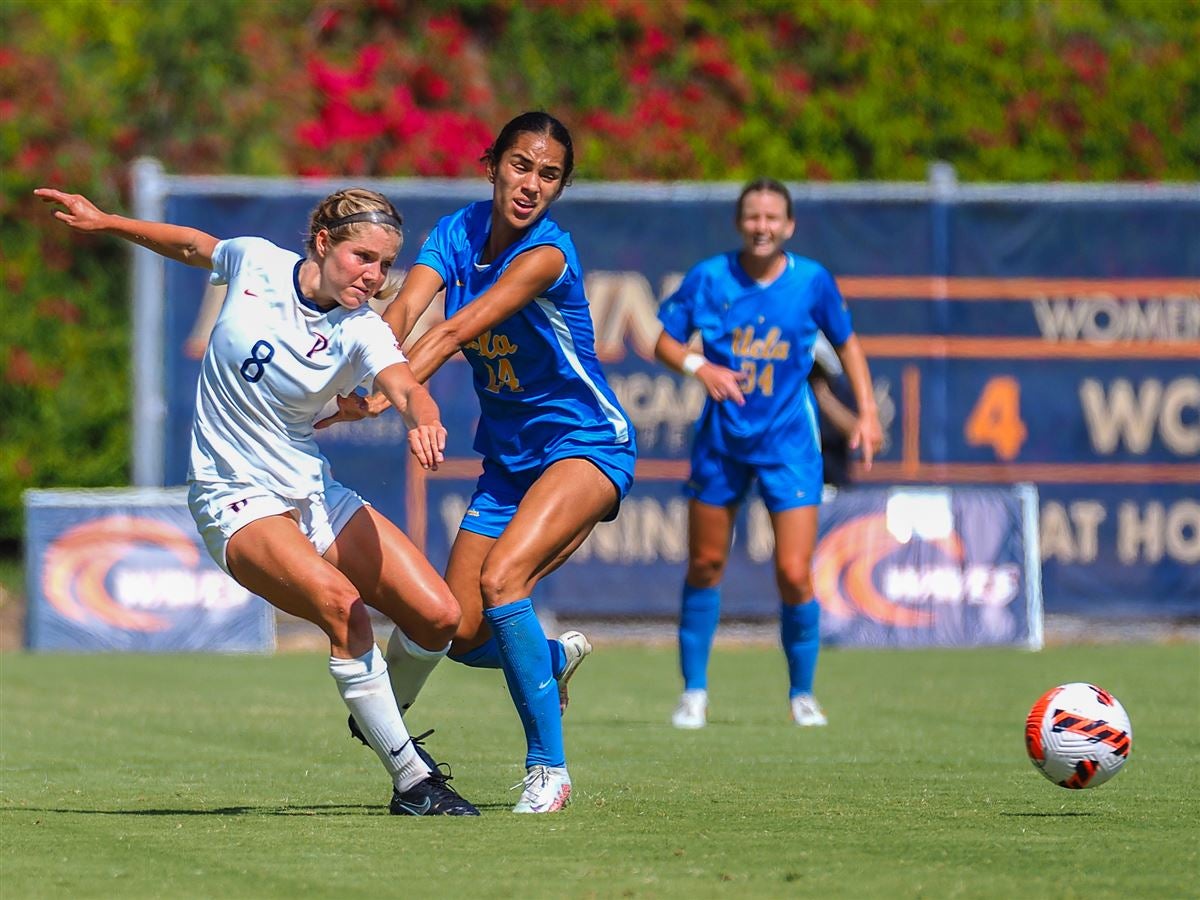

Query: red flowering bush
[[1, 0, 1196, 542]]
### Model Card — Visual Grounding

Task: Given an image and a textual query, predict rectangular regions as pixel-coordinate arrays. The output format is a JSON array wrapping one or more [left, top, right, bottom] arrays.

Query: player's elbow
[[441, 320, 478, 357], [179, 231, 217, 268]]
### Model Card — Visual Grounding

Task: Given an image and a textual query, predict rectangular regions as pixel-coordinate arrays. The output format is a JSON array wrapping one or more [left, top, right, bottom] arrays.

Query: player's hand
[[34, 188, 109, 231], [407, 422, 447, 471], [314, 393, 387, 429], [696, 364, 747, 406], [848, 411, 884, 470]]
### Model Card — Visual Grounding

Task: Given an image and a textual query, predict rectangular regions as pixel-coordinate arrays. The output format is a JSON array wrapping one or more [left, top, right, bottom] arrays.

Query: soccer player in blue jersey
[[654, 178, 882, 729], [322, 112, 636, 812], [36, 186, 478, 815]]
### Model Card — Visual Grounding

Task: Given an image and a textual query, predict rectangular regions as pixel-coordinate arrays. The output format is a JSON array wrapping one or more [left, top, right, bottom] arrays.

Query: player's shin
[[484, 599, 565, 767], [780, 599, 820, 697], [451, 635, 568, 677], [384, 625, 450, 712], [329, 646, 430, 791], [679, 584, 721, 691]]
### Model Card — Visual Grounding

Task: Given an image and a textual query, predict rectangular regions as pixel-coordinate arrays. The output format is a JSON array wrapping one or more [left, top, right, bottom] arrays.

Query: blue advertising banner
[[24, 488, 275, 652], [423, 475, 1041, 647], [140, 175, 1199, 619], [812, 486, 1040, 648]]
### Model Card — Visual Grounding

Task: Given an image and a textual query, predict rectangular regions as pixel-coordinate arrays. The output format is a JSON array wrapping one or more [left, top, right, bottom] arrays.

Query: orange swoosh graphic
[[42, 516, 201, 633], [814, 514, 965, 627]]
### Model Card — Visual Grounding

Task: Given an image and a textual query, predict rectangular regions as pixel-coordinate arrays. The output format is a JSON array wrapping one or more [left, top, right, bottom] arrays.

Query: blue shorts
[[684, 442, 822, 512], [460, 443, 637, 539]]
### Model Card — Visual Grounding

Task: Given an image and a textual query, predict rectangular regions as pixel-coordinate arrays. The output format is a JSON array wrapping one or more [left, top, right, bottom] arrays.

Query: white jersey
[[188, 237, 406, 498]]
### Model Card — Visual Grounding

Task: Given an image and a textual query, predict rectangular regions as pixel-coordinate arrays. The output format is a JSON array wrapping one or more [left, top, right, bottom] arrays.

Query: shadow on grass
[[999, 811, 1097, 817], [9, 801, 512, 816]]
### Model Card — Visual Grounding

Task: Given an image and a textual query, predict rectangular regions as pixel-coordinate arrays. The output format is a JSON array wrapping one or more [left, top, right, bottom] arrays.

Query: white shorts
[[188, 479, 367, 574]]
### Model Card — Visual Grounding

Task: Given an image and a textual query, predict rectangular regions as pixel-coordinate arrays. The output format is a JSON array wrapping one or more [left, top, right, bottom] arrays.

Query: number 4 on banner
[[965, 376, 1028, 460]]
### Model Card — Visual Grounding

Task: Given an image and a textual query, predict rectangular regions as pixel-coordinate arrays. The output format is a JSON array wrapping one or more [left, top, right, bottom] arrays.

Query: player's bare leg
[[673, 500, 737, 728], [770, 506, 826, 726], [446, 515, 593, 714], [227, 514, 477, 815], [326, 505, 457, 712], [480, 458, 617, 812]]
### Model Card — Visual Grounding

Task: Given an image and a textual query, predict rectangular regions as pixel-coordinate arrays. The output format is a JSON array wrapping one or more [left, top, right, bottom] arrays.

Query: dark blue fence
[[134, 168, 1199, 618]]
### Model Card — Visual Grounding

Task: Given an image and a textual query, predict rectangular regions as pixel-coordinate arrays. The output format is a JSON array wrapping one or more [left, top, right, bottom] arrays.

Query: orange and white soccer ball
[[1025, 682, 1132, 789]]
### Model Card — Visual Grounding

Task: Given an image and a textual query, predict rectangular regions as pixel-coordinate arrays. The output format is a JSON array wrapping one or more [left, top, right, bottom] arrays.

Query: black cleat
[[389, 771, 480, 816], [347, 719, 474, 814], [348, 716, 440, 771]]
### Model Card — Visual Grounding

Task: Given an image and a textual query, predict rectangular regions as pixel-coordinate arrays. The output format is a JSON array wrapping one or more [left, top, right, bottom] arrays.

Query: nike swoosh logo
[[538, 678, 554, 690], [243, 290, 258, 297], [394, 797, 432, 815]]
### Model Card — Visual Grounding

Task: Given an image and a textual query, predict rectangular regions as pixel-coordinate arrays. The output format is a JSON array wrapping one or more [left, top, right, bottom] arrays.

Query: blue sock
[[451, 636, 567, 678], [451, 638, 502, 668], [547, 638, 567, 679], [679, 584, 721, 691], [780, 601, 820, 698], [484, 599, 564, 768]]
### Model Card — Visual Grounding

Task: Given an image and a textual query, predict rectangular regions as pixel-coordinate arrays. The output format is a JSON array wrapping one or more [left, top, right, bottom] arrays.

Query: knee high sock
[[329, 646, 429, 791], [679, 584, 721, 692], [383, 626, 450, 713], [483, 599, 564, 768], [780, 600, 821, 698], [451, 635, 568, 679]]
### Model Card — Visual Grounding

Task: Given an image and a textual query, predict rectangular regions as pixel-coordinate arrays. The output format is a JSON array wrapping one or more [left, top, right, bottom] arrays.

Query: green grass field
[[2, 642, 1197, 898]]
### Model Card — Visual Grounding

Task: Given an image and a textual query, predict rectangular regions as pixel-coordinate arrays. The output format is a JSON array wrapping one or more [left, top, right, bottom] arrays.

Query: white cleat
[[556, 630, 592, 715], [512, 765, 572, 813], [671, 689, 708, 729], [790, 693, 828, 727]]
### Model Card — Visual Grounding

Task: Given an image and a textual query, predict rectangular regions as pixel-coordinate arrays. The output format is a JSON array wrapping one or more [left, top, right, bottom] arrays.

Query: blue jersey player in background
[[654, 178, 882, 730], [323, 112, 636, 813]]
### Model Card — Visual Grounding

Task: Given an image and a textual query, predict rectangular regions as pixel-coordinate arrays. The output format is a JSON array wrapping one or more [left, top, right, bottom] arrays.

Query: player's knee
[[320, 589, 374, 651], [776, 559, 814, 600], [687, 553, 726, 589], [478, 557, 529, 607], [425, 589, 461, 644]]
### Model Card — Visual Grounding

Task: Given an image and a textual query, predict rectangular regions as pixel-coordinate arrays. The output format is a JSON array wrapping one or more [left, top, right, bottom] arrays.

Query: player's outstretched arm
[[653, 329, 746, 406], [373, 362, 446, 471], [404, 245, 563, 384], [34, 188, 218, 270]]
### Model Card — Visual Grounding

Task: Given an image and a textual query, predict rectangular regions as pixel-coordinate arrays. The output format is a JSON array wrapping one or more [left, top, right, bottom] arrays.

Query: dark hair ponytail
[[481, 111, 575, 196]]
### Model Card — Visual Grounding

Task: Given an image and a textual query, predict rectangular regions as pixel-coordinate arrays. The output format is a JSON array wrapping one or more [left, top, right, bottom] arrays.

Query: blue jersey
[[415, 201, 635, 472], [658, 251, 853, 465]]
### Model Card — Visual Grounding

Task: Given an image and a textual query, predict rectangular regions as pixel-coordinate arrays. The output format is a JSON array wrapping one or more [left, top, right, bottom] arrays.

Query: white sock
[[329, 646, 430, 792], [384, 626, 450, 713]]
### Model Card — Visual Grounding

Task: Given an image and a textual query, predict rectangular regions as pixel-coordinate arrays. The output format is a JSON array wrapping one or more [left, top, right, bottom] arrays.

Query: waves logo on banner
[[813, 513, 964, 627], [43, 516, 209, 633]]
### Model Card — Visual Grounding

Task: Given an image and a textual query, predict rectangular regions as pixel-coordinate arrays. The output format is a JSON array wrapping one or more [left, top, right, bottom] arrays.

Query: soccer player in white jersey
[[318, 112, 636, 813], [35, 186, 479, 816], [655, 179, 883, 730]]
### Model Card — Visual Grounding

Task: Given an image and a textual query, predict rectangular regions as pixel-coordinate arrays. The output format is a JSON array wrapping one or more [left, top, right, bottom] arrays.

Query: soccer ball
[[1025, 682, 1132, 789]]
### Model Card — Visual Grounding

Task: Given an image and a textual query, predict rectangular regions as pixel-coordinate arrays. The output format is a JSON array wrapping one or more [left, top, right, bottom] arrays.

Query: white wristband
[[681, 353, 706, 377]]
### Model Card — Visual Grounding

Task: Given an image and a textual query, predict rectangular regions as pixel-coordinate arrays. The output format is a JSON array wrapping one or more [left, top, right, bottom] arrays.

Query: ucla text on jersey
[[415, 202, 634, 471], [658, 251, 853, 465]]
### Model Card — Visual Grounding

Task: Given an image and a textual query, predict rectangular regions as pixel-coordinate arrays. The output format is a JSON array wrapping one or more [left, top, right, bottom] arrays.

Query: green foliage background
[[2, 0, 1198, 541]]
